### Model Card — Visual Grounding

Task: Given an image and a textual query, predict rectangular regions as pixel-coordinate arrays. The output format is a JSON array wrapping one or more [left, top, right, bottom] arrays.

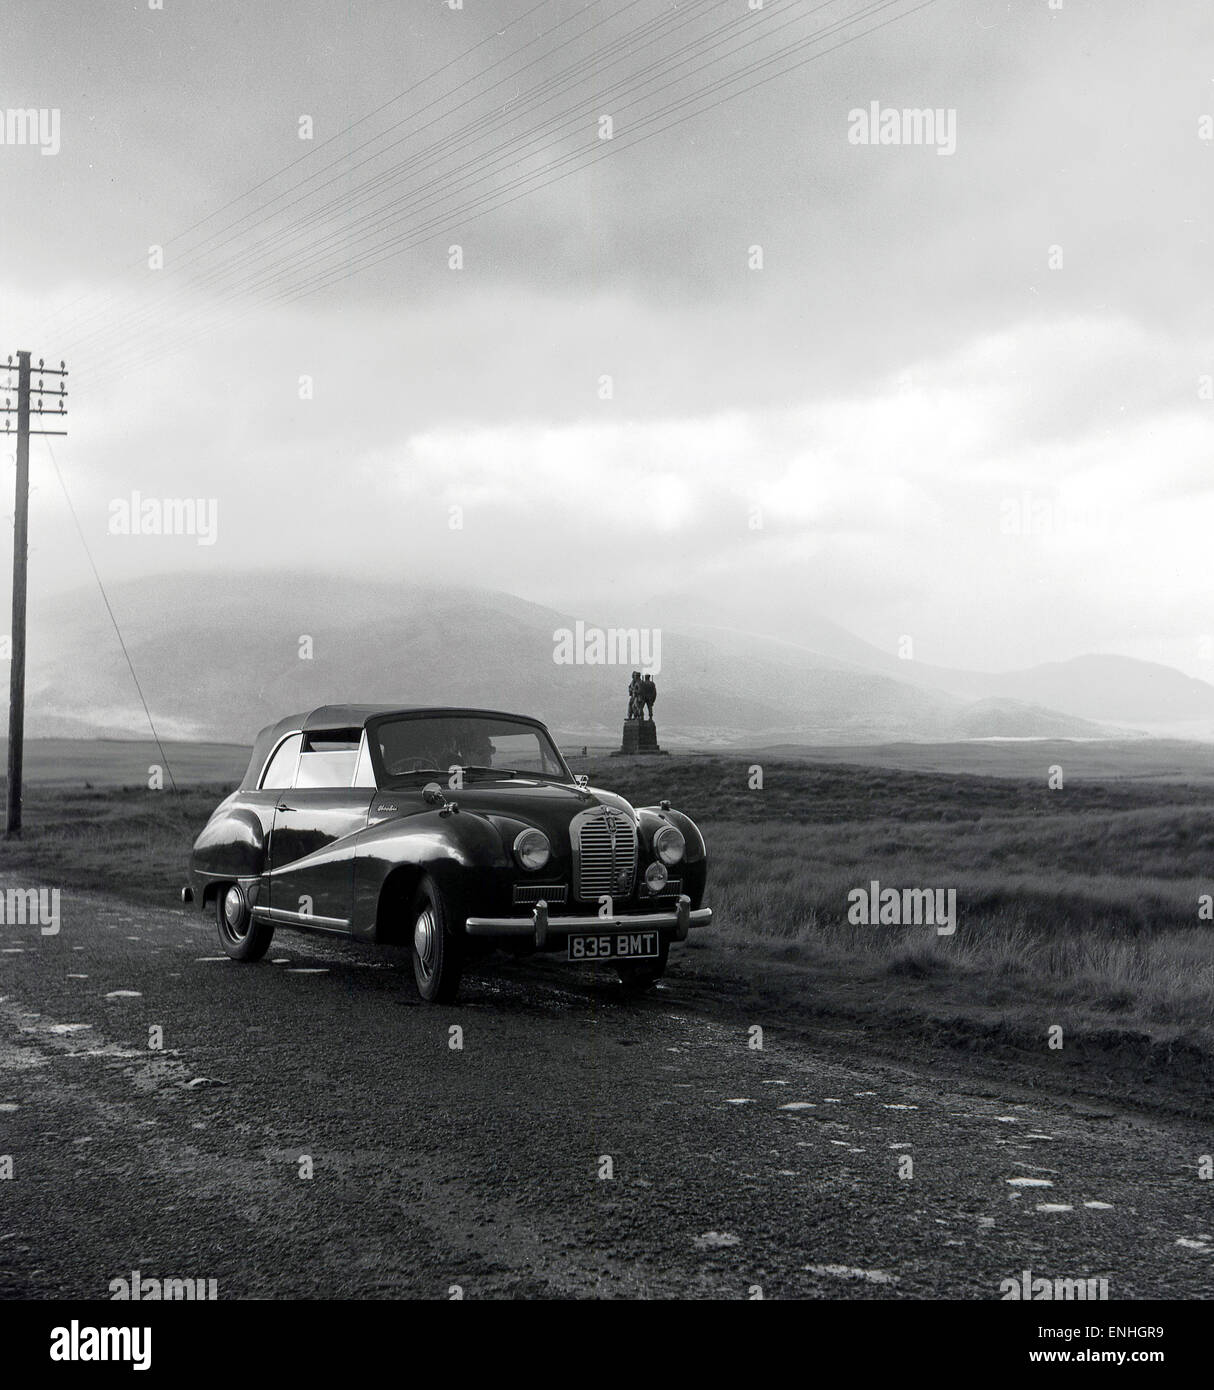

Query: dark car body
[[186, 705, 711, 1000]]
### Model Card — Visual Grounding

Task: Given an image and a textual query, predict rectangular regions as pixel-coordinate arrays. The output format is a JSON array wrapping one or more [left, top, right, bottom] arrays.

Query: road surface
[[1, 889, 1211, 1299]]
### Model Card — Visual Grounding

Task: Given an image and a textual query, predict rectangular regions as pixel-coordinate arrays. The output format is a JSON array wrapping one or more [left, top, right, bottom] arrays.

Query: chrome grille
[[513, 884, 567, 905], [572, 807, 638, 901]]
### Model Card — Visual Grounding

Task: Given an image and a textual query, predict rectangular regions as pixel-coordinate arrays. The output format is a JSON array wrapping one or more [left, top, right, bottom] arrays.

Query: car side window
[[352, 735, 376, 788], [294, 730, 361, 789], [260, 733, 302, 790]]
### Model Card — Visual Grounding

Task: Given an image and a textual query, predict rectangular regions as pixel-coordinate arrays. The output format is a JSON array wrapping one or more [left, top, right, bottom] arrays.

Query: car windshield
[[375, 715, 571, 783]]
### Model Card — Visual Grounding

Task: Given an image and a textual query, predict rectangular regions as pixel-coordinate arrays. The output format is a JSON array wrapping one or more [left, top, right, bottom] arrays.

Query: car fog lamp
[[645, 862, 669, 894]]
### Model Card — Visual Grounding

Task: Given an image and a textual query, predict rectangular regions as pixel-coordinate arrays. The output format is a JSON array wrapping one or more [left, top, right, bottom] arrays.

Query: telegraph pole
[[2, 353, 68, 837]]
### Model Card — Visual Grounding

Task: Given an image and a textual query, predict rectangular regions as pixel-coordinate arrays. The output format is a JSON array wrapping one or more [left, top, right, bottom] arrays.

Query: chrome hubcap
[[413, 908, 436, 979], [223, 886, 248, 939]]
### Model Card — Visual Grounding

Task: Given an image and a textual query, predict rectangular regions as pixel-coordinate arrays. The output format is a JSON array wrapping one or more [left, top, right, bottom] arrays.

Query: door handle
[[276, 801, 294, 812]]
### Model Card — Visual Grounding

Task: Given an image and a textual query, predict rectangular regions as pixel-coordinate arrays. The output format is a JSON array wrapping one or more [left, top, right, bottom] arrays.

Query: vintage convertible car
[[184, 705, 711, 1001]]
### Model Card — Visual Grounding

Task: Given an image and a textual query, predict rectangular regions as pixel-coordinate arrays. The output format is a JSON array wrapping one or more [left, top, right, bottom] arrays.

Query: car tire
[[617, 936, 670, 993], [410, 878, 463, 1003], [216, 883, 274, 962]]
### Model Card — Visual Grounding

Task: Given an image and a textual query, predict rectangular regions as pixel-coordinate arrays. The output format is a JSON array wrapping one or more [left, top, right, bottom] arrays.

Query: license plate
[[567, 931, 660, 962]]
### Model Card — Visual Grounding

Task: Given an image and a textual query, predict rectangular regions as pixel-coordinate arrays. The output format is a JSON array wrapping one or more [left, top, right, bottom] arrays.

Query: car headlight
[[513, 828, 551, 871], [654, 823, 685, 866], [644, 862, 669, 894]]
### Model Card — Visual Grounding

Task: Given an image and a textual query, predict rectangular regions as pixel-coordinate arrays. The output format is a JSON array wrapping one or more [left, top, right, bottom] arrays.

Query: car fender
[[637, 805, 707, 908], [189, 798, 269, 906], [352, 808, 511, 940]]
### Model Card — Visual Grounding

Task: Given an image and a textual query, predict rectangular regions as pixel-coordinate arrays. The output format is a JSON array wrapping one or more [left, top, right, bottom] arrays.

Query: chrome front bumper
[[465, 894, 712, 950]]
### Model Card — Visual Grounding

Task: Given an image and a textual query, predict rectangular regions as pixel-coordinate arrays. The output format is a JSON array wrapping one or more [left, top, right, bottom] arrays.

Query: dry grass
[[2, 752, 1212, 1050], [586, 756, 1214, 1049]]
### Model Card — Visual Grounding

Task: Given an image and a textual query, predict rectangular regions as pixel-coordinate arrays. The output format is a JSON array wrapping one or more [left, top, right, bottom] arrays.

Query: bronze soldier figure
[[627, 670, 642, 720], [641, 673, 657, 721]]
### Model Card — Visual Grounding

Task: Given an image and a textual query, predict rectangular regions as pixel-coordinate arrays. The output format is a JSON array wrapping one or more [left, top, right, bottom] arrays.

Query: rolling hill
[[8, 569, 1198, 747]]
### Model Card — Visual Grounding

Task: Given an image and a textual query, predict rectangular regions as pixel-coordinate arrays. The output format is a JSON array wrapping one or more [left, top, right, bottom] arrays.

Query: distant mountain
[[5, 569, 1179, 747], [663, 619, 1214, 732], [939, 698, 1109, 741], [935, 654, 1214, 725]]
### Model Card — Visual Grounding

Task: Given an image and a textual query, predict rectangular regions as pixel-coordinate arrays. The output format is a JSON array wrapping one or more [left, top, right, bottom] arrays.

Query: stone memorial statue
[[615, 670, 665, 755]]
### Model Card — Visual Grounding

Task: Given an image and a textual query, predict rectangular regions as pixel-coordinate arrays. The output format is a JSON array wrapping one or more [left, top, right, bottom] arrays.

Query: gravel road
[[1, 890, 1210, 1299]]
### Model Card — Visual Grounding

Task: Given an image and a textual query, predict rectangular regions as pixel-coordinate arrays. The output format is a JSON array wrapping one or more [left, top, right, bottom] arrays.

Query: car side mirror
[[422, 782, 444, 806]]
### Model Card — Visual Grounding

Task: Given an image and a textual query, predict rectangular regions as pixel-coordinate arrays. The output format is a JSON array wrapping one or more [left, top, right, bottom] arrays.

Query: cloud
[[2, 0, 1212, 689]]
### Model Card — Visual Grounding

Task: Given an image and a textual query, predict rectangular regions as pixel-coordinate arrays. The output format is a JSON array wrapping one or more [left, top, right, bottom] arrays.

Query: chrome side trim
[[253, 906, 350, 930]]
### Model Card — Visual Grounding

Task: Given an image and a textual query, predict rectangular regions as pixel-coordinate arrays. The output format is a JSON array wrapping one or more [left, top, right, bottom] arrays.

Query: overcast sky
[[1, 0, 1212, 678]]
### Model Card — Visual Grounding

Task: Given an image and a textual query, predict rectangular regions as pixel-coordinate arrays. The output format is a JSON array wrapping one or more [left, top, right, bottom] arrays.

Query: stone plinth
[[613, 718, 665, 756]]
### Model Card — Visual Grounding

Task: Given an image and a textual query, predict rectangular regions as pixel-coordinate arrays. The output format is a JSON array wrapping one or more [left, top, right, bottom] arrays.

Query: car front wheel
[[410, 878, 463, 1003], [216, 883, 274, 962]]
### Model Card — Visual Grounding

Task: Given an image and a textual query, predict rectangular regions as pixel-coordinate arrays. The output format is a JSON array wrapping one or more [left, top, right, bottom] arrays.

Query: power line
[[64, 0, 703, 358], [39, 0, 585, 342], [76, 0, 847, 371], [87, 0, 936, 385], [214, 0, 855, 308], [81, 0, 838, 377], [84, 0, 911, 383], [43, 440, 178, 794]]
